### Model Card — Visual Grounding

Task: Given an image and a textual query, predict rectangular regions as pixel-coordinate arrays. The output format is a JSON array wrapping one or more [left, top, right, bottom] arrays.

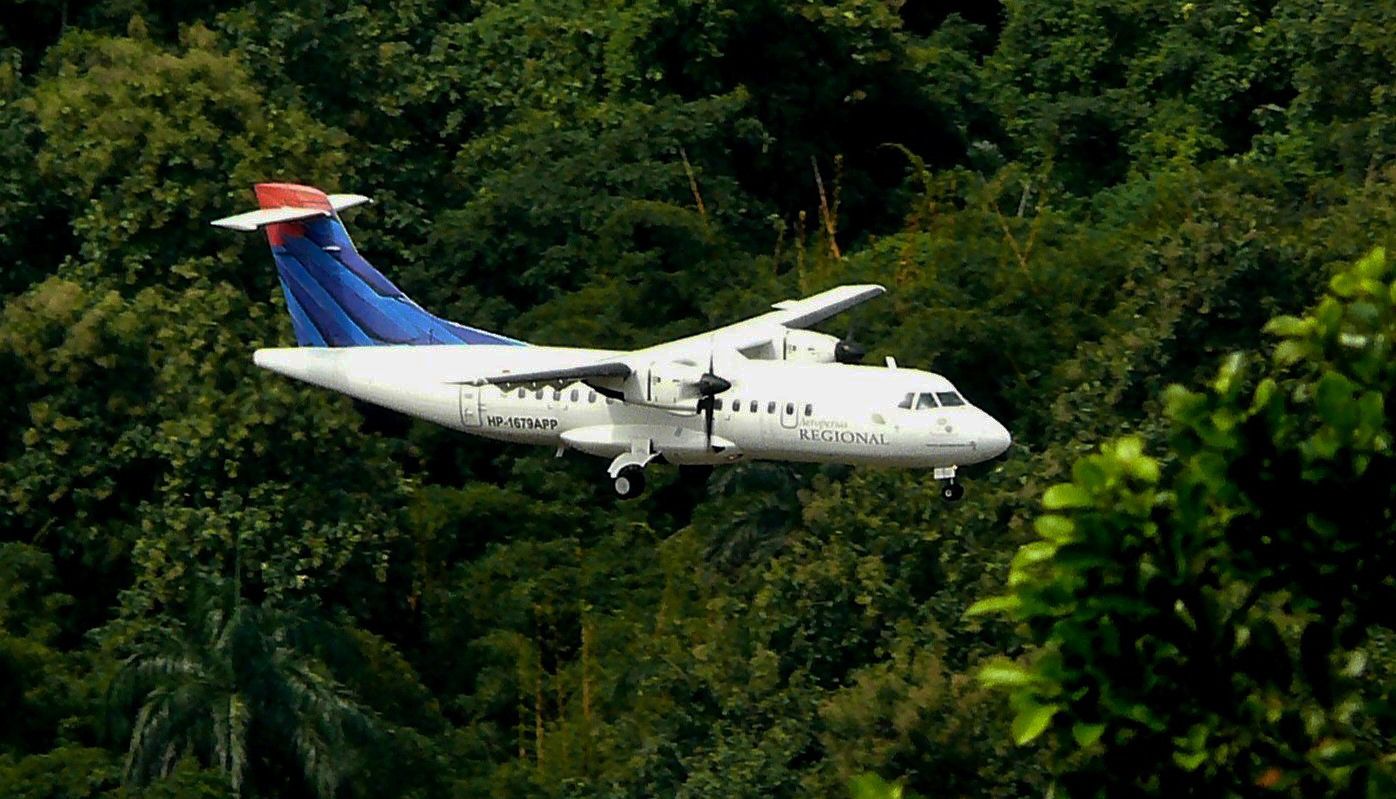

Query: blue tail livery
[[213, 183, 524, 348]]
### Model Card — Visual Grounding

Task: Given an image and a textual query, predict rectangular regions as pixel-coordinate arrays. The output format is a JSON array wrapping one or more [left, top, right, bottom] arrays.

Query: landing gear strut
[[613, 465, 646, 500], [935, 466, 963, 503]]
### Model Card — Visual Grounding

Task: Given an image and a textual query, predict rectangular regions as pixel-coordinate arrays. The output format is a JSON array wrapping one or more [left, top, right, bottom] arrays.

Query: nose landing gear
[[934, 465, 963, 503]]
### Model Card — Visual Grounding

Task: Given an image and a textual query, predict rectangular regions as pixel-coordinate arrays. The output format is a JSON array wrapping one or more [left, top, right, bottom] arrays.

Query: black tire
[[941, 482, 964, 502], [613, 465, 646, 499]]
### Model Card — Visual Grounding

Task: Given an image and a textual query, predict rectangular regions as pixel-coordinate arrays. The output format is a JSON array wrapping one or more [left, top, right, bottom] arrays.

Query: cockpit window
[[936, 391, 966, 407], [896, 390, 968, 410]]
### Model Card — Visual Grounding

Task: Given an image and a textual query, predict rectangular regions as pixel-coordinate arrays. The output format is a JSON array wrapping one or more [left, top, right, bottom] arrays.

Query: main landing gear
[[608, 445, 660, 501], [935, 466, 964, 503], [613, 465, 646, 499]]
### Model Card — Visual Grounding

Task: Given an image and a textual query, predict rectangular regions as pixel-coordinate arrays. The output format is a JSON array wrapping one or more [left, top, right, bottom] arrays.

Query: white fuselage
[[253, 344, 1012, 469]]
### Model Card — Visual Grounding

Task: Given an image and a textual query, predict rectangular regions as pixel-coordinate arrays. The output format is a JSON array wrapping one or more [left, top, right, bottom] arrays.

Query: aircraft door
[[779, 399, 799, 429], [459, 385, 482, 428]]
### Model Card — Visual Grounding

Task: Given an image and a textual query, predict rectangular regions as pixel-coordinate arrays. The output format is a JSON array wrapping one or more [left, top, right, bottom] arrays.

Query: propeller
[[834, 325, 866, 364], [696, 349, 731, 451]]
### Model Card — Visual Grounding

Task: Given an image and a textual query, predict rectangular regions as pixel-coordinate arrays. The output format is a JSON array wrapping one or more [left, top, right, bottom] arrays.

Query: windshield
[[896, 390, 968, 409]]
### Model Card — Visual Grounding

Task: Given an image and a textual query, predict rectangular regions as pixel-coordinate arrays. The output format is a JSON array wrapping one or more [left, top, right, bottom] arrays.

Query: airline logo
[[798, 419, 888, 445]]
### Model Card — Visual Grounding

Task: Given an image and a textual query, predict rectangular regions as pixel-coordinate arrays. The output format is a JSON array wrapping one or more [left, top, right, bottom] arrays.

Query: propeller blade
[[834, 322, 866, 364], [703, 346, 720, 450], [703, 396, 715, 449]]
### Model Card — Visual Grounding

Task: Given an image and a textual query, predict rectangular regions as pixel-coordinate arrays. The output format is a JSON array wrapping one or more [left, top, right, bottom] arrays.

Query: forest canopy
[[0, 1, 1393, 797]]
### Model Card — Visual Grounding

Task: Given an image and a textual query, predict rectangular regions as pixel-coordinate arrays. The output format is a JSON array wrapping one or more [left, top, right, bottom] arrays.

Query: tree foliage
[[0, 1, 1393, 796], [973, 248, 1396, 796]]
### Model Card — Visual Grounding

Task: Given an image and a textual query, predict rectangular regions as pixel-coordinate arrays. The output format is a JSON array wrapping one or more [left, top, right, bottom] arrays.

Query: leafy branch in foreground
[[971, 247, 1396, 797]]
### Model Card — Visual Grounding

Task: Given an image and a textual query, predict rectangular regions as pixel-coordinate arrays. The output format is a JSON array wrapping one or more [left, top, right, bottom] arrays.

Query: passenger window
[[517, 388, 526, 399], [785, 402, 794, 415], [805, 403, 813, 417], [916, 392, 938, 410], [534, 389, 544, 400], [897, 393, 914, 409], [749, 401, 758, 413], [570, 389, 579, 402], [767, 401, 776, 414], [715, 399, 723, 411], [551, 388, 560, 401], [588, 391, 597, 403], [936, 391, 966, 407]]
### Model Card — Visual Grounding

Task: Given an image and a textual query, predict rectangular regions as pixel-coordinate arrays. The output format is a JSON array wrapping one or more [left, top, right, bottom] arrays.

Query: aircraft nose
[[980, 416, 1012, 458]]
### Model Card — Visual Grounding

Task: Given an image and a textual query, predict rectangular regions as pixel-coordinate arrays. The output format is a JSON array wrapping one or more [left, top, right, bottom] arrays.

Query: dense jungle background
[[2, 1, 1394, 796]]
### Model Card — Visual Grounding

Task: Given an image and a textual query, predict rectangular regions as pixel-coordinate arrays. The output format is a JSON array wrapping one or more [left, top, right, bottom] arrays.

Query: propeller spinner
[[697, 350, 731, 451], [834, 337, 865, 364]]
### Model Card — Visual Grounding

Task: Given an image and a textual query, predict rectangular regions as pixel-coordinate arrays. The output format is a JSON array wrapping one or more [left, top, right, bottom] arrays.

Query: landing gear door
[[459, 385, 482, 428]]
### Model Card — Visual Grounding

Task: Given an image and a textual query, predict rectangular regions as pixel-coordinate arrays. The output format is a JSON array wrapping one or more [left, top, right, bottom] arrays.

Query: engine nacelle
[[643, 362, 704, 408], [609, 361, 710, 410], [780, 330, 841, 363]]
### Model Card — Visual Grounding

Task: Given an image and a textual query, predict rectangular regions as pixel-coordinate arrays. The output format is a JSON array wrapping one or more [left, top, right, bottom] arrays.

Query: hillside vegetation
[[1, 2, 1393, 797]]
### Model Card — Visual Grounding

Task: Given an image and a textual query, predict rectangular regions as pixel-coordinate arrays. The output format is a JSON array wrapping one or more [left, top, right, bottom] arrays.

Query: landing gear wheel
[[940, 482, 964, 503], [613, 465, 646, 499]]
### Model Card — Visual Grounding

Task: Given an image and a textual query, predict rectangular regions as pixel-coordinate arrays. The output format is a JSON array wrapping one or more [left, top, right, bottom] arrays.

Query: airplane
[[213, 183, 1012, 501]]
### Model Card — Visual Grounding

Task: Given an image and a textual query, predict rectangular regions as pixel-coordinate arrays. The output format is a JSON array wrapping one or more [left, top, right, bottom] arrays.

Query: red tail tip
[[255, 183, 332, 212]]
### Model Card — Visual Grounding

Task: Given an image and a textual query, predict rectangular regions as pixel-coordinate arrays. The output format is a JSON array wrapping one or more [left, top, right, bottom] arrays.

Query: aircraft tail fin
[[212, 183, 524, 348]]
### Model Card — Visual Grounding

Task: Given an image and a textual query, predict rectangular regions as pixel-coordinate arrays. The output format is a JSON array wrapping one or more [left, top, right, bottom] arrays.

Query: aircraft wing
[[473, 361, 632, 388], [636, 283, 886, 360], [459, 284, 883, 395], [762, 284, 887, 328]]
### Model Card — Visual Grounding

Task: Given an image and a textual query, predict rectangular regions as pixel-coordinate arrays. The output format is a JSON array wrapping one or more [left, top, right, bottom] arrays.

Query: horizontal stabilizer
[[211, 206, 330, 231], [326, 193, 372, 212], [211, 194, 372, 232]]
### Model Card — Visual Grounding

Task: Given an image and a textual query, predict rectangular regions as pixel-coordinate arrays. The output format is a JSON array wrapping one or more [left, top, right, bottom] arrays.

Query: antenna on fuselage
[[885, 356, 897, 369]]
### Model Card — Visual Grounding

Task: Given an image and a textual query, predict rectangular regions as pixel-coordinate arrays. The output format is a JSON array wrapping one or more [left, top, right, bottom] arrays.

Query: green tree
[[973, 247, 1396, 796], [111, 579, 385, 798], [0, 543, 81, 754]]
